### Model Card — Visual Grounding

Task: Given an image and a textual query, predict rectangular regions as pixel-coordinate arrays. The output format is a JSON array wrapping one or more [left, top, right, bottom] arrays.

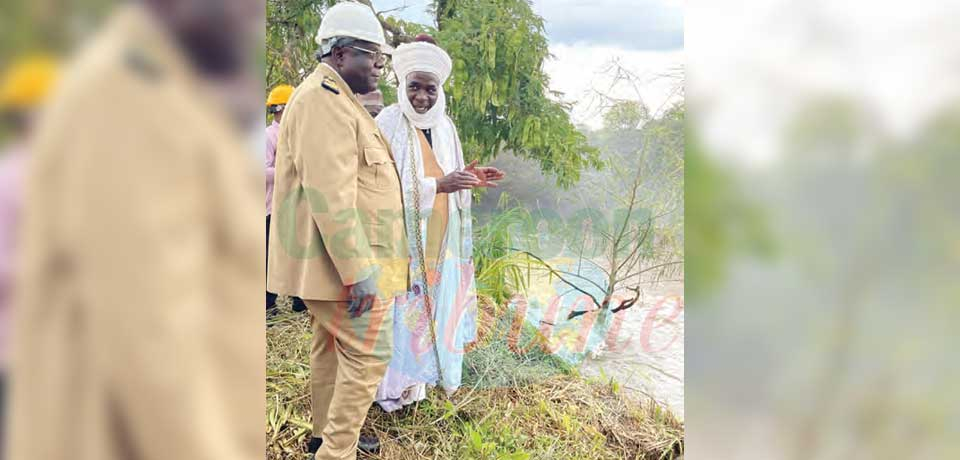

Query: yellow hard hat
[[266, 84, 294, 107], [0, 54, 59, 111]]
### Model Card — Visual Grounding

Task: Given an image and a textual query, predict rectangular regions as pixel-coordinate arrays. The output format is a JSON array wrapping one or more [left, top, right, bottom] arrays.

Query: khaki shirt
[[9, 6, 264, 459], [268, 63, 408, 301]]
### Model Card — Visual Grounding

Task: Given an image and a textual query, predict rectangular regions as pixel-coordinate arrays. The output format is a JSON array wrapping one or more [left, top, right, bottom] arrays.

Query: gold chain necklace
[[406, 121, 445, 385]]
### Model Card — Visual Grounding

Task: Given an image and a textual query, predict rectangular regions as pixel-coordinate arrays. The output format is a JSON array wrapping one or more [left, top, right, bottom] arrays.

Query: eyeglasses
[[346, 45, 386, 63]]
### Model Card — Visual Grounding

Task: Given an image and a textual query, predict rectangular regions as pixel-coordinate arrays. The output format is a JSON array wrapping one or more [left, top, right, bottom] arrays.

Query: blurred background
[[0, 1, 106, 142], [686, 0, 960, 458], [1, 1, 265, 459]]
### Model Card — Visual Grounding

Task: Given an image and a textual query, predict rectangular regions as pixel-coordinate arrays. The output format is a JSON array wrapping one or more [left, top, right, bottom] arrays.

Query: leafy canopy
[[266, 0, 600, 187]]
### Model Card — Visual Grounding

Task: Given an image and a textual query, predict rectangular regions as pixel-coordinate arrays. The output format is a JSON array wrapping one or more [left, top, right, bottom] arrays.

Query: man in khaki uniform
[[8, 2, 264, 459], [267, 3, 407, 459]]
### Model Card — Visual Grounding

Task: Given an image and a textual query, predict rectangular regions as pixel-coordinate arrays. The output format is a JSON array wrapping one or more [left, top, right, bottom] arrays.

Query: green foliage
[[268, 303, 683, 460], [472, 99, 685, 315], [267, 1, 437, 92], [266, 0, 333, 88], [437, 0, 600, 187], [472, 196, 543, 306], [460, 421, 531, 460], [603, 100, 650, 131], [684, 126, 773, 299], [683, 132, 732, 297], [266, 0, 598, 186], [1, 0, 114, 61], [272, 294, 684, 457], [376, 78, 398, 106], [583, 103, 684, 302]]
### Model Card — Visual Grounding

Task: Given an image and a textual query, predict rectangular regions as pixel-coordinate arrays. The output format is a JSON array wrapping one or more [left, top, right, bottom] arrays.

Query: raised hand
[[437, 168, 481, 193], [464, 160, 505, 187]]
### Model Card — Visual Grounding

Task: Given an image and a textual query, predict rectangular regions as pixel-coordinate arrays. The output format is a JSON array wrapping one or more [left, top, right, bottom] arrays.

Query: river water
[[579, 282, 684, 419], [511, 259, 685, 420]]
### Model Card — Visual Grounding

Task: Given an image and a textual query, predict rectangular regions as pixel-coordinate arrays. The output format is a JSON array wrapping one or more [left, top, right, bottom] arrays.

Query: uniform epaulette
[[321, 76, 340, 94]]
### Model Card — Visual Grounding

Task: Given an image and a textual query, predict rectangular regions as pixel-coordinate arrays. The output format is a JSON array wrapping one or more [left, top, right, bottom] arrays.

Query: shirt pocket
[[359, 146, 395, 190]]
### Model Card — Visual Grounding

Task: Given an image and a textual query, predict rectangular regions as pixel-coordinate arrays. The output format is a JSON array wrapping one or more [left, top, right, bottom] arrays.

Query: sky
[[371, 0, 684, 129], [687, 0, 960, 165]]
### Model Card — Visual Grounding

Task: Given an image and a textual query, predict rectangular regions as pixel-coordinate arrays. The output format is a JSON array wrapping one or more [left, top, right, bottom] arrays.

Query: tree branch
[[637, 260, 684, 275], [617, 220, 653, 274], [610, 286, 641, 314], [354, 0, 414, 47], [503, 247, 605, 311]]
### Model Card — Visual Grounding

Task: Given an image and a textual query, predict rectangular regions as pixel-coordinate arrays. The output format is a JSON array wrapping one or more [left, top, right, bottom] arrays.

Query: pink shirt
[[265, 120, 279, 216], [0, 145, 27, 368]]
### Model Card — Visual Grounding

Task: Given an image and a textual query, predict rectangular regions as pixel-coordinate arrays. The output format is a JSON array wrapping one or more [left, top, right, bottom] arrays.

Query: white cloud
[[688, 0, 960, 166], [545, 45, 683, 129], [372, 0, 434, 25], [371, 0, 685, 129], [533, 0, 683, 51]]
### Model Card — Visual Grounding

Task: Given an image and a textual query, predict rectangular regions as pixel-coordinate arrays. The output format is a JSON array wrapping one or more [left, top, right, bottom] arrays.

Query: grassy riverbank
[[266, 299, 683, 459]]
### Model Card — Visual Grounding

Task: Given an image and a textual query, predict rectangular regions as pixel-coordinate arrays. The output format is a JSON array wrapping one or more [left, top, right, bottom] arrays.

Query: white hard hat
[[316, 2, 391, 52]]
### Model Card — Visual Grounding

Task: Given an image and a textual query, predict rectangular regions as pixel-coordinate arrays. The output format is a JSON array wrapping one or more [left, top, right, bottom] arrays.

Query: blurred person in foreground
[[357, 89, 383, 118], [7, 1, 265, 459], [0, 53, 59, 456], [265, 83, 306, 315], [373, 36, 503, 413], [266, 2, 407, 458]]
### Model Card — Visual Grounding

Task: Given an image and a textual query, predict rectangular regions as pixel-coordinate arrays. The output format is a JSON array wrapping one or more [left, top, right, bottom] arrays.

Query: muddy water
[[513, 257, 685, 419], [579, 282, 684, 419]]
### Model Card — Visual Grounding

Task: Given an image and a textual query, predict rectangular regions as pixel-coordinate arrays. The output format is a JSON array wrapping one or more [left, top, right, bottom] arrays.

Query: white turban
[[393, 41, 452, 83], [392, 42, 452, 129]]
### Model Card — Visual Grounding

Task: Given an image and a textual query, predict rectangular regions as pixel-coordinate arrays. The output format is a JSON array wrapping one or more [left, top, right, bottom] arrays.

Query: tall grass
[[266, 304, 684, 460], [473, 195, 544, 306], [266, 202, 684, 459]]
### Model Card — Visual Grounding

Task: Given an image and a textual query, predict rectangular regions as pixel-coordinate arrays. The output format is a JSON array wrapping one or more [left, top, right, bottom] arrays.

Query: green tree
[[602, 100, 650, 132], [435, 0, 600, 187], [684, 125, 775, 300], [560, 101, 684, 318], [266, 0, 332, 88], [0, 0, 115, 62], [266, 0, 600, 187]]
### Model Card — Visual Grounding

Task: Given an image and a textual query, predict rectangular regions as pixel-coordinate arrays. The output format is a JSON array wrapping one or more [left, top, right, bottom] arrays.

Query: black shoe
[[358, 435, 380, 454], [306, 436, 323, 454], [306, 434, 379, 455]]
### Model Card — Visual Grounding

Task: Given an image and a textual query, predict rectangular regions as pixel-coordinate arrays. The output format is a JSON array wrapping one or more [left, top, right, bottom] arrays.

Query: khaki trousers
[[306, 298, 393, 460]]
